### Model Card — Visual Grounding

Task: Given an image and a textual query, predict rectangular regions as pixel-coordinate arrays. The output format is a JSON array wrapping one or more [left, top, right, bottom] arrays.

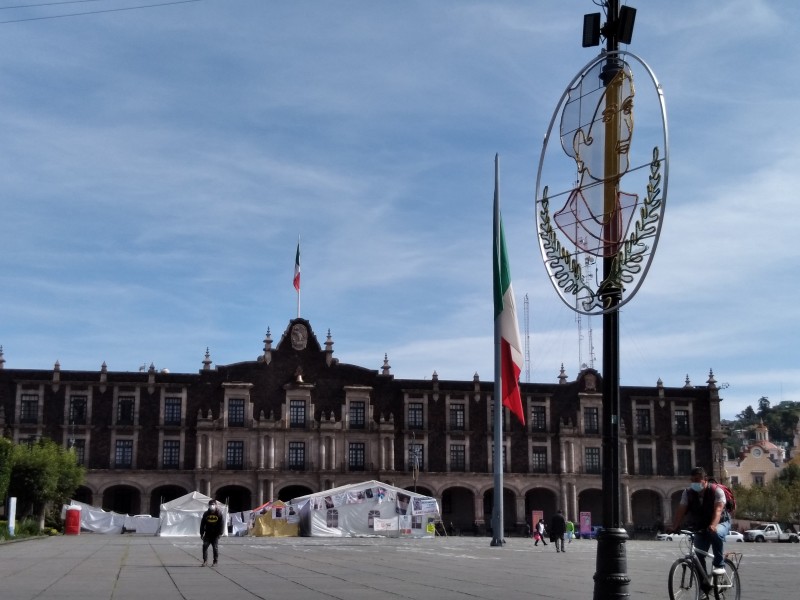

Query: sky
[[0, 0, 797, 421]]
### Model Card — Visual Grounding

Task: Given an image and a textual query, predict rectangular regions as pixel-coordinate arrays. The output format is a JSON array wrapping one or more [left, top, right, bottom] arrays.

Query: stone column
[[266, 479, 274, 502], [515, 493, 526, 529], [622, 482, 631, 524], [206, 437, 213, 469], [259, 436, 265, 469], [268, 436, 274, 469], [320, 437, 327, 470], [196, 436, 202, 469]]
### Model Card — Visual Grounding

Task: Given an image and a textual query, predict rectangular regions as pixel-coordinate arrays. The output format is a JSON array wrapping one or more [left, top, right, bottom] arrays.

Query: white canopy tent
[[289, 480, 440, 538], [158, 491, 228, 537], [62, 500, 126, 534]]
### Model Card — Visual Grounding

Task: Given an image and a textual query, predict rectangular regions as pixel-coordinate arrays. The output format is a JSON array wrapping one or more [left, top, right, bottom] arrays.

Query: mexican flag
[[493, 158, 525, 426], [293, 242, 301, 291]]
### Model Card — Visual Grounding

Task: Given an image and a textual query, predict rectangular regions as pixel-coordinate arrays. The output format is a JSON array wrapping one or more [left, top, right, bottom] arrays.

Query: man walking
[[200, 499, 224, 566], [549, 509, 567, 553]]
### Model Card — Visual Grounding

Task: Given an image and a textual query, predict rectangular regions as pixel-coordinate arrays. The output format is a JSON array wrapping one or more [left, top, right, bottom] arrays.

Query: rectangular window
[[531, 405, 547, 432], [288, 441, 305, 470], [638, 447, 653, 475], [20, 394, 38, 424], [676, 448, 692, 475], [228, 398, 245, 427], [70, 439, 86, 465], [450, 444, 466, 472], [69, 396, 87, 425], [449, 403, 465, 431], [349, 401, 365, 429], [409, 443, 424, 471], [408, 402, 424, 429], [164, 397, 182, 426], [636, 408, 652, 435], [531, 446, 548, 473], [290, 400, 306, 428], [163, 440, 180, 469], [226, 441, 244, 470], [584, 407, 600, 434], [115, 440, 133, 468], [752, 473, 765, 486], [117, 396, 134, 425], [585, 447, 601, 474], [349, 442, 365, 471], [674, 410, 690, 436]]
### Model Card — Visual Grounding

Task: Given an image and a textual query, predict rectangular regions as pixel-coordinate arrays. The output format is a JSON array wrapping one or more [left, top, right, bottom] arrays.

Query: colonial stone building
[[0, 319, 726, 535]]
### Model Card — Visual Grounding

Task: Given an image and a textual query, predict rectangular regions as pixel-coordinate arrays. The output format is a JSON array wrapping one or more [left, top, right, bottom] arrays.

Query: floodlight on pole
[[582, 13, 601, 47]]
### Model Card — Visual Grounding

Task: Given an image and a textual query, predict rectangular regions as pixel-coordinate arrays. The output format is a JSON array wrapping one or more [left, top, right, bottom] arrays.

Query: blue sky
[[1, 0, 797, 421]]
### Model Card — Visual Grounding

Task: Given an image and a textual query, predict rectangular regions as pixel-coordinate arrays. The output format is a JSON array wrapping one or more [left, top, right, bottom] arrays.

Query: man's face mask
[[690, 482, 704, 493]]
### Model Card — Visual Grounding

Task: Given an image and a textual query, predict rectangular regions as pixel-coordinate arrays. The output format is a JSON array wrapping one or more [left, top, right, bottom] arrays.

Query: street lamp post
[[536, 1, 668, 597]]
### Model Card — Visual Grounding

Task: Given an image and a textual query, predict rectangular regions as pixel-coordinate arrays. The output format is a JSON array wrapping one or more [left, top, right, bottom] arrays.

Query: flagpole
[[295, 236, 301, 318], [491, 153, 504, 547]]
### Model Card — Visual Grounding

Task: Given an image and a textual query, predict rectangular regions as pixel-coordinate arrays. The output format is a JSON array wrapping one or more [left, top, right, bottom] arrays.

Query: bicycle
[[668, 530, 742, 600]]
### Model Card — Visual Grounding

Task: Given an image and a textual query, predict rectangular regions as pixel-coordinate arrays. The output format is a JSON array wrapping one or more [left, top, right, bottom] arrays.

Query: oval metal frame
[[535, 50, 669, 316]]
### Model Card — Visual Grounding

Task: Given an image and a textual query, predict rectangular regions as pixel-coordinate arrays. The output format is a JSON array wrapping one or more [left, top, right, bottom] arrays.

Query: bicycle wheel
[[712, 558, 740, 600], [669, 559, 700, 600]]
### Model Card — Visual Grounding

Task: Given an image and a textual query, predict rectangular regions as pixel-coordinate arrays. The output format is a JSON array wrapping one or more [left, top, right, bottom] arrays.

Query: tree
[[8, 438, 85, 531], [0, 437, 14, 503], [757, 396, 771, 419], [778, 463, 800, 487], [735, 405, 757, 425]]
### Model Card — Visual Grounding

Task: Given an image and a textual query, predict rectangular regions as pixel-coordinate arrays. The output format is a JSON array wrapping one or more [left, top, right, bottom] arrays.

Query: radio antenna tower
[[523, 293, 531, 383], [576, 237, 597, 371]]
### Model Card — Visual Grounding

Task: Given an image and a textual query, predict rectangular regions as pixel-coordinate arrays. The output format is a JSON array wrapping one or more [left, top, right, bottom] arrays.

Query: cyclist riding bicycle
[[671, 467, 730, 580]]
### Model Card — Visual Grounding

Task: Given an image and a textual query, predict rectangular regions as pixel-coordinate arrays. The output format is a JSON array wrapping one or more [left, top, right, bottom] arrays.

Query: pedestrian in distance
[[200, 499, 224, 566], [549, 509, 567, 552], [534, 518, 548, 546], [565, 518, 575, 543]]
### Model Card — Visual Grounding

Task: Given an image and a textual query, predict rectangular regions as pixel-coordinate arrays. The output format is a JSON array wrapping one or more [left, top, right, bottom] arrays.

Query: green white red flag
[[493, 158, 525, 426], [293, 242, 301, 291]]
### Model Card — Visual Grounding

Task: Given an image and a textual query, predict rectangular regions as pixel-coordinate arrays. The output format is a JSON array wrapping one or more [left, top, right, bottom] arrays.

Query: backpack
[[708, 479, 736, 515]]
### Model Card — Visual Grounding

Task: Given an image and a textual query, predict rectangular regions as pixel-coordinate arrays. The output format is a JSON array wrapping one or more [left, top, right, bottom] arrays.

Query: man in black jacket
[[671, 467, 730, 597], [200, 500, 224, 566]]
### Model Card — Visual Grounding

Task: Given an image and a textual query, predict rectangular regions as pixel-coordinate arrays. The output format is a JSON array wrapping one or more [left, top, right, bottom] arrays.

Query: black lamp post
[[583, 2, 635, 598]]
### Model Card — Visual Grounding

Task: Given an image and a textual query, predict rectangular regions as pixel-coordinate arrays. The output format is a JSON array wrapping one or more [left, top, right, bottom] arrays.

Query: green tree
[[0, 437, 14, 502], [777, 463, 800, 486], [8, 438, 85, 531]]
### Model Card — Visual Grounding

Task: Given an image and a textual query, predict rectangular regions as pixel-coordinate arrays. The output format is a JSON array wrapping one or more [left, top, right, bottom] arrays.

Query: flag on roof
[[293, 241, 301, 291]]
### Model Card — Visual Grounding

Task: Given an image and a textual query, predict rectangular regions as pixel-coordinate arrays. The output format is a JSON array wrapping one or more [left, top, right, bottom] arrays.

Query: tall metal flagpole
[[295, 235, 301, 319], [491, 154, 504, 547]]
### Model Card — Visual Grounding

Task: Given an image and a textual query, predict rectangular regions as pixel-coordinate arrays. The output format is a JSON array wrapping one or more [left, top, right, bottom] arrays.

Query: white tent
[[158, 491, 229, 537], [62, 500, 126, 534], [289, 480, 440, 538]]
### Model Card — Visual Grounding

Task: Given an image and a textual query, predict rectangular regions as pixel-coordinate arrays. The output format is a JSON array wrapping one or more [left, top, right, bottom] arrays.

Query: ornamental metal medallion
[[535, 51, 668, 315]]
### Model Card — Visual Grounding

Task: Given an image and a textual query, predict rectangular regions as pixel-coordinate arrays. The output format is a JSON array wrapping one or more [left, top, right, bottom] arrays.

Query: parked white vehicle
[[725, 530, 744, 543], [656, 532, 687, 541], [743, 523, 799, 543]]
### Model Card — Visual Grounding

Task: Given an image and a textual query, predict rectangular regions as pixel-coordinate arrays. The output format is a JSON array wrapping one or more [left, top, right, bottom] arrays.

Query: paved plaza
[[0, 534, 794, 599]]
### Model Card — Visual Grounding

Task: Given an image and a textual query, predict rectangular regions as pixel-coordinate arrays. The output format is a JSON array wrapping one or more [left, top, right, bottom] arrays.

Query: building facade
[[0, 319, 726, 535]]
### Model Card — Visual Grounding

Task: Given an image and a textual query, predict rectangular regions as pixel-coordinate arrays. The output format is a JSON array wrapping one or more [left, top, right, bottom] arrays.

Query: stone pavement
[[0, 534, 795, 599]]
